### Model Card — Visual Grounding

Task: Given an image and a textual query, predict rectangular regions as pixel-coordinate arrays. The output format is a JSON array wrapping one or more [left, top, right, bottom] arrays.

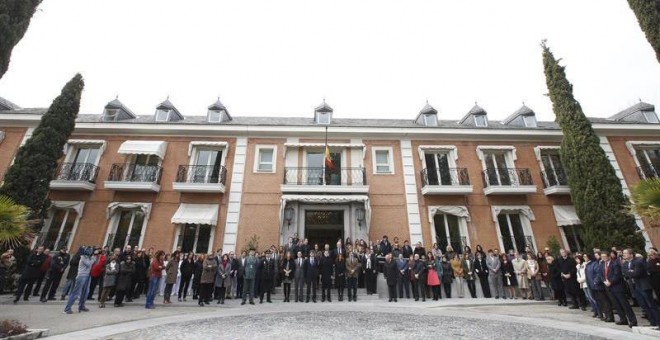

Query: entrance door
[[304, 210, 344, 250]]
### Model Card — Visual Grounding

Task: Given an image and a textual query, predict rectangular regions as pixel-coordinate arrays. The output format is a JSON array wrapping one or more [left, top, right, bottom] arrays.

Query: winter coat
[[66, 254, 81, 280], [21, 252, 46, 280], [215, 261, 232, 288], [116, 261, 135, 291], [179, 259, 195, 278], [201, 258, 217, 284], [103, 261, 119, 287], [165, 259, 179, 285]]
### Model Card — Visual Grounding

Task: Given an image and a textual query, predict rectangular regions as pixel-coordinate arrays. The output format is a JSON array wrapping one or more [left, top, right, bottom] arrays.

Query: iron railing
[[421, 168, 470, 186], [637, 162, 660, 180], [107, 163, 162, 183], [283, 167, 367, 186], [482, 168, 533, 187], [35, 231, 71, 250], [540, 168, 568, 188], [53, 162, 99, 183], [175, 165, 227, 185]]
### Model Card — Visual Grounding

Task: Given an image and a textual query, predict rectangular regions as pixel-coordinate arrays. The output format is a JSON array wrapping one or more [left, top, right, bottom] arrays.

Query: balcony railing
[[541, 168, 568, 188], [421, 168, 470, 186], [107, 163, 162, 184], [482, 168, 533, 187], [283, 167, 367, 186], [53, 162, 99, 183], [637, 162, 660, 180], [175, 165, 227, 185]]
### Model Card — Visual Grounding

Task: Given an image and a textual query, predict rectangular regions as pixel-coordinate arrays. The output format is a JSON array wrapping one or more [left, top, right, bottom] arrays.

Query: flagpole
[[324, 126, 328, 185]]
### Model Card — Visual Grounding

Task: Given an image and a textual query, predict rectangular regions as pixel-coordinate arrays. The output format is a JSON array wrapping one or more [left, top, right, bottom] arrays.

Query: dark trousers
[[387, 284, 397, 301], [178, 275, 192, 299], [478, 275, 491, 297], [412, 279, 420, 300], [14, 276, 36, 301], [431, 285, 440, 300], [215, 286, 226, 302], [31, 272, 46, 296], [443, 282, 452, 298], [40, 272, 63, 301], [347, 277, 357, 300], [322, 279, 332, 301], [236, 276, 244, 299], [163, 283, 174, 301], [283, 283, 291, 301], [608, 288, 637, 325], [398, 275, 410, 298], [192, 280, 200, 299], [466, 279, 477, 298], [365, 270, 377, 294], [260, 280, 272, 302], [114, 289, 127, 306], [0, 268, 6, 294], [651, 273, 660, 304], [294, 276, 305, 301], [306, 278, 318, 301], [634, 287, 660, 326], [200, 283, 213, 303], [594, 290, 614, 320], [242, 278, 255, 302], [130, 279, 142, 299], [418, 279, 427, 301], [88, 276, 102, 299], [336, 280, 345, 300], [555, 288, 566, 304], [564, 285, 579, 307]]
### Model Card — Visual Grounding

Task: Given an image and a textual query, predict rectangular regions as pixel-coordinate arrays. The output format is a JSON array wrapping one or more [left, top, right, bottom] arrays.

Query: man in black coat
[[413, 242, 426, 258], [363, 248, 378, 295], [304, 250, 319, 302], [259, 251, 275, 303], [14, 246, 46, 303], [402, 240, 413, 259], [383, 254, 398, 302], [625, 249, 658, 327], [559, 249, 581, 309], [319, 249, 334, 302], [60, 251, 80, 300], [379, 236, 392, 257], [40, 247, 69, 302], [474, 252, 491, 298], [412, 254, 426, 301]]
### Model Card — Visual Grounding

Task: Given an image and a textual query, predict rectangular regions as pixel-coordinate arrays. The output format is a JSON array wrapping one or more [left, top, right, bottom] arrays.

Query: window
[[39, 208, 77, 250], [523, 115, 537, 127], [177, 224, 212, 254], [128, 154, 160, 182], [102, 109, 118, 122], [317, 112, 331, 124], [191, 148, 223, 183], [562, 225, 584, 253], [643, 111, 659, 123], [474, 115, 488, 127], [373, 148, 393, 174], [540, 150, 567, 186], [424, 114, 438, 127], [424, 152, 452, 185], [304, 149, 341, 184], [497, 213, 533, 253], [433, 214, 464, 255], [63, 146, 100, 181], [107, 209, 146, 249], [155, 109, 171, 122], [255, 145, 276, 173], [483, 151, 513, 185], [208, 110, 222, 122], [635, 147, 660, 179]]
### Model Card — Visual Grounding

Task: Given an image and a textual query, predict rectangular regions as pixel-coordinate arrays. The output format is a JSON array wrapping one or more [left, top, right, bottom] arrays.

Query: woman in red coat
[[427, 254, 441, 300]]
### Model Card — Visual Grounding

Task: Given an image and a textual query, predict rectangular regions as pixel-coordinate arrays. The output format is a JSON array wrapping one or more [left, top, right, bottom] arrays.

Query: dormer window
[[314, 100, 333, 125], [474, 115, 488, 127], [317, 112, 331, 124], [208, 110, 222, 123], [424, 114, 438, 127], [523, 115, 537, 127], [155, 109, 171, 122], [103, 109, 119, 122], [643, 111, 659, 123]]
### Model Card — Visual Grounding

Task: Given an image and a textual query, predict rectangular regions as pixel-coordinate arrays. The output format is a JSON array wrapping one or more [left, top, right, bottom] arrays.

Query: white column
[[222, 137, 247, 253], [400, 139, 423, 244]]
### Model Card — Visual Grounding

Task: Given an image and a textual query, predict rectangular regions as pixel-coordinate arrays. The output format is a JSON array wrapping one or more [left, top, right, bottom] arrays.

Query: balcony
[[49, 163, 99, 191], [104, 163, 162, 192], [482, 168, 537, 195], [173, 165, 227, 193], [541, 168, 570, 195], [637, 162, 659, 180], [420, 168, 473, 195], [281, 167, 369, 194]]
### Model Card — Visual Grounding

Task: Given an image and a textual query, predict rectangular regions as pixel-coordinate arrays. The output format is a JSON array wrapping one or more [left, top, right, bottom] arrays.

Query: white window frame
[[423, 114, 438, 127], [254, 145, 277, 173], [429, 212, 470, 251], [317, 112, 331, 125], [104, 209, 148, 249], [208, 110, 223, 123], [492, 206, 537, 253], [0, 130, 4, 145], [63, 140, 106, 165], [476, 146, 517, 185], [523, 115, 537, 127], [172, 223, 215, 254], [36, 202, 84, 251], [474, 114, 488, 127], [372, 146, 394, 174], [155, 109, 171, 122], [102, 109, 119, 122], [188, 144, 228, 182], [625, 141, 660, 170], [643, 111, 659, 123]]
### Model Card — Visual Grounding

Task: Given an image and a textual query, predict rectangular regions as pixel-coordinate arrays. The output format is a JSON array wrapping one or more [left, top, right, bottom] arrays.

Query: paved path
[[0, 295, 658, 339]]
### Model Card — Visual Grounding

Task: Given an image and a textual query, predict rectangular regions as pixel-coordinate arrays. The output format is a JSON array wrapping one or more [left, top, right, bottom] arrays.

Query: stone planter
[[0, 329, 49, 340]]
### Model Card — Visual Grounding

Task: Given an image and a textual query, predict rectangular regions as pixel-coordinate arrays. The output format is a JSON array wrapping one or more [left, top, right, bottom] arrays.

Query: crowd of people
[[2, 234, 659, 331]]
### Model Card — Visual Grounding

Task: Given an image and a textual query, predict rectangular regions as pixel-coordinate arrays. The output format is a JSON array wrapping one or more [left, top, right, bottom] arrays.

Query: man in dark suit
[[294, 251, 305, 302], [625, 249, 660, 328], [14, 246, 46, 304], [412, 254, 426, 302], [559, 249, 580, 309], [333, 240, 345, 259], [363, 248, 378, 295], [402, 240, 413, 259], [413, 242, 426, 258], [305, 250, 319, 302], [236, 251, 246, 299], [320, 249, 334, 302], [345, 252, 360, 302], [602, 250, 637, 327], [379, 236, 392, 257], [259, 251, 275, 303], [384, 254, 398, 302], [474, 252, 491, 298]]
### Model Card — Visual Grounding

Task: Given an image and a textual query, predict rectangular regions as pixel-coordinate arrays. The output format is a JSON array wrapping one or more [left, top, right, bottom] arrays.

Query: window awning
[[117, 140, 167, 159], [428, 205, 470, 222], [279, 194, 371, 231], [171, 203, 219, 225], [107, 202, 152, 220], [188, 141, 228, 156], [552, 205, 581, 226], [491, 205, 535, 222]]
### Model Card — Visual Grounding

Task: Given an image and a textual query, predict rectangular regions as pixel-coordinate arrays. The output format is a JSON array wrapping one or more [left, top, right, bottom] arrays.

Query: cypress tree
[[0, 0, 42, 80], [541, 43, 645, 252], [627, 0, 660, 63], [0, 74, 84, 219]]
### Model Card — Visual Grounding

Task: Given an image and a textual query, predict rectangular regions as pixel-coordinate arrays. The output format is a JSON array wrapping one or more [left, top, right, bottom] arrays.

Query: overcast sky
[[0, 0, 658, 122]]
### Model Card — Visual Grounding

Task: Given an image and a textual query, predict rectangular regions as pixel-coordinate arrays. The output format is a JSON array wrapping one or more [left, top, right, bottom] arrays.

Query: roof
[[0, 96, 21, 110], [104, 98, 136, 118], [314, 100, 333, 112], [502, 105, 535, 125], [156, 98, 184, 119], [458, 104, 487, 124], [609, 101, 655, 121], [419, 103, 437, 115], [208, 98, 226, 111]]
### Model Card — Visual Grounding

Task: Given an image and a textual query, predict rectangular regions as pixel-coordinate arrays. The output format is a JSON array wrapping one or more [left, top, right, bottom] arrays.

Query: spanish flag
[[324, 145, 335, 170]]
